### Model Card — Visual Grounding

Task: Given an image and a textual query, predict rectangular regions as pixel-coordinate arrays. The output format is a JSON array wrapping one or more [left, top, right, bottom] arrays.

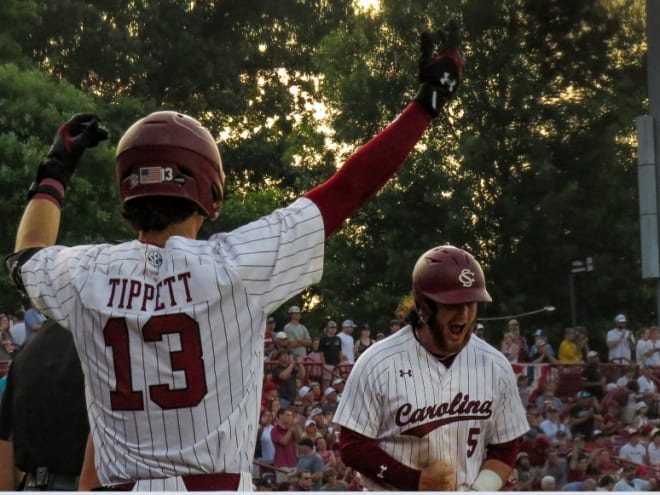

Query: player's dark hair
[[122, 196, 203, 232]]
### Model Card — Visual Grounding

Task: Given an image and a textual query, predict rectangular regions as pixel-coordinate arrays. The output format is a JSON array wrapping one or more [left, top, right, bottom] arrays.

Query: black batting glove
[[34, 113, 109, 188], [414, 19, 464, 117]]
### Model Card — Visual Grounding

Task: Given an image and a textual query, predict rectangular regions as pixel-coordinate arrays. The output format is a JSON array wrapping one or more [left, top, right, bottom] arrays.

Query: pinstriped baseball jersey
[[333, 325, 529, 490], [19, 197, 324, 490]]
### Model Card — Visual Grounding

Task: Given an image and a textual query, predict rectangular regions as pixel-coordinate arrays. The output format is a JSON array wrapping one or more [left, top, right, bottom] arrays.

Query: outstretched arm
[[305, 21, 464, 236], [14, 114, 108, 252]]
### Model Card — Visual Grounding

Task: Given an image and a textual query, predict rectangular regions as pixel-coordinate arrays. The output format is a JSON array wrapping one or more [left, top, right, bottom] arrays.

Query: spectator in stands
[[541, 446, 567, 488], [0, 315, 14, 358], [264, 316, 276, 354], [616, 364, 638, 388], [330, 378, 344, 396], [353, 324, 375, 361], [283, 306, 312, 358], [321, 387, 339, 414], [8, 310, 26, 352], [588, 447, 618, 477], [575, 325, 591, 361], [520, 428, 552, 469], [618, 429, 648, 465], [337, 320, 356, 364], [539, 475, 556, 491], [266, 331, 290, 360], [558, 327, 583, 364], [612, 464, 652, 491], [271, 408, 300, 482], [607, 313, 635, 363], [621, 381, 644, 425], [636, 365, 660, 416], [319, 321, 342, 377], [534, 381, 565, 415], [647, 428, 660, 466], [474, 322, 485, 338], [272, 349, 306, 408], [296, 438, 324, 490], [507, 319, 529, 362], [566, 438, 591, 484], [301, 419, 324, 444], [569, 390, 602, 439], [513, 451, 537, 491], [304, 338, 325, 383], [582, 350, 606, 400], [320, 467, 348, 491], [315, 437, 336, 469], [290, 470, 314, 492], [539, 404, 571, 442], [601, 401, 624, 436], [375, 332, 386, 342], [637, 327, 652, 364], [255, 410, 276, 475], [389, 319, 401, 335], [517, 374, 533, 406], [528, 331, 558, 364], [500, 332, 520, 363], [597, 474, 616, 491], [22, 304, 46, 343], [631, 401, 658, 432]]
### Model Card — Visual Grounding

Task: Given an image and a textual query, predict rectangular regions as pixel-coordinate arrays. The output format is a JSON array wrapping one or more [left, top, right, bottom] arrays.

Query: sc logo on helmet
[[458, 268, 476, 287]]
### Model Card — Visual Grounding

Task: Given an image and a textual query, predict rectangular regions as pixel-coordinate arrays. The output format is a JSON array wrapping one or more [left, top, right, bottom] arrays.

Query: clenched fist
[[418, 459, 457, 491]]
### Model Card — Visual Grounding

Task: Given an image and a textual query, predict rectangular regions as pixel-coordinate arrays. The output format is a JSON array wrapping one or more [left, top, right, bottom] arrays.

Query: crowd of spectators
[[5, 302, 660, 491]]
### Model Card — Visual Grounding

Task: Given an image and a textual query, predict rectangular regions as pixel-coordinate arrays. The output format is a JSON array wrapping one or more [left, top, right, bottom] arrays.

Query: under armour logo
[[458, 268, 476, 287], [399, 370, 413, 377], [377, 465, 388, 479], [440, 72, 457, 92]]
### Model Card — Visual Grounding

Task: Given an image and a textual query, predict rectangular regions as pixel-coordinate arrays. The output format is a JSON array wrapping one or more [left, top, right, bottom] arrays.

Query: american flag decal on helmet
[[139, 167, 163, 184]]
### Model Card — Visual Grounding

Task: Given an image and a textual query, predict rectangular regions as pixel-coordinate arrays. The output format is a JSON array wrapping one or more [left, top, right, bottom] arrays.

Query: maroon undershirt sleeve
[[304, 102, 432, 237], [339, 427, 421, 490], [486, 437, 522, 467]]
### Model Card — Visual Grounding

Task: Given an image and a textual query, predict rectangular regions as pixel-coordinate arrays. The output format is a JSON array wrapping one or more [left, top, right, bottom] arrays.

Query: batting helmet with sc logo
[[412, 245, 491, 321]]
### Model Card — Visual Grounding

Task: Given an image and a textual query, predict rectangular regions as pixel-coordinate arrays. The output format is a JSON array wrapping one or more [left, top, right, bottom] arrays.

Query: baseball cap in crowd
[[342, 319, 356, 328], [577, 390, 591, 399], [327, 320, 337, 328], [635, 401, 648, 410], [508, 319, 519, 326], [592, 430, 605, 439], [534, 329, 544, 336], [310, 407, 323, 417], [288, 305, 301, 314], [615, 313, 627, 323], [304, 419, 316, 428], [275, 331, 288, 340], [324, 387, 337, 397], [298, 386, 311, 398], [476, 322, 485, 330], [587, 350, 599, 358], [332, 378, 344, 386], [267, 316, 276, 323], [376, 332, 385, 339], [390, 319, 401, 326]]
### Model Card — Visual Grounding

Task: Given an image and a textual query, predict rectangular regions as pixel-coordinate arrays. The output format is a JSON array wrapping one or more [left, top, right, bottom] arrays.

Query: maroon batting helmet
[[412, 245, 491, 320], [115, 111, 225, 219]]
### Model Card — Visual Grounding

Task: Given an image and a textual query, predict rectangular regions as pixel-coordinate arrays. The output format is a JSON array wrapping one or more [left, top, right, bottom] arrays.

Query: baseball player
[[6, 22, 464, 491], [333, 245, 530, 491]]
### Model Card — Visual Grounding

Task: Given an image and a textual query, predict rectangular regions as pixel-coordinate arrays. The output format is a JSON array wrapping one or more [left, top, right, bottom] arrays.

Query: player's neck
[[138, 215, 204, 246]]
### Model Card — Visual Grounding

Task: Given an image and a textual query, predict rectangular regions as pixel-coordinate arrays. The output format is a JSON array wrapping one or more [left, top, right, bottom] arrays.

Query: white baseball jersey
[[333, 326, 529, 490], [19, 197, 324, 490]]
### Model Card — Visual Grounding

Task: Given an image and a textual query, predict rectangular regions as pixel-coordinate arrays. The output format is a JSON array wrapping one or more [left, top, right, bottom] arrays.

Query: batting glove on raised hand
[[414, 19, 464, 117], [34, 113, 109, 188]]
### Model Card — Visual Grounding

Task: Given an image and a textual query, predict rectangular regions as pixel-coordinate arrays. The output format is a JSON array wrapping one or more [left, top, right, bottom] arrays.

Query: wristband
[[470, 469, 503, 491], [27, 178, 65, 207]]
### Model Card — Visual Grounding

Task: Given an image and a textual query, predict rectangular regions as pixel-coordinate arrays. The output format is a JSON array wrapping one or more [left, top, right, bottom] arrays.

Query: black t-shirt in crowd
[[0, 320, 88, 476]]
